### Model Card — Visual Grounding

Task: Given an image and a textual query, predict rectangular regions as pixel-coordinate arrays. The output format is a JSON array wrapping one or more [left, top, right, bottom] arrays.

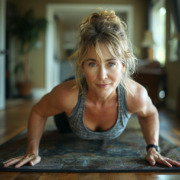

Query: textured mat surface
[[0, 127, 180, 172]]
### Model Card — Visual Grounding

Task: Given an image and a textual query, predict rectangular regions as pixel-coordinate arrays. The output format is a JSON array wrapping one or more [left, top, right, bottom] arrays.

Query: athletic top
[[66, 76, 131, 140]]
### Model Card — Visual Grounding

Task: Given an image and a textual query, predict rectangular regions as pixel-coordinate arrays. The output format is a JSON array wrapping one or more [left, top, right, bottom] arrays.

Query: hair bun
[[81, 8, 127, 32], [101, 9, 117, 22]]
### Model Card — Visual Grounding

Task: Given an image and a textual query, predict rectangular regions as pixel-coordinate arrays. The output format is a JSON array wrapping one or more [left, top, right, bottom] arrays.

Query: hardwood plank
[[99, 173, 138, 180], [155, 175, 180, 180], [38, 173, 62, 180], [0, 172, 20, 180], [5, 99, 24, 109], [0, 176, 16, 180], [15, 172, 43, 180], [134, 172, 180, 180], [135, 172, 162, 180], [0, 126, 27, 146], [57, 173, 78, 180], [76, 173, 99, 180], [0, 172, 20, 176]]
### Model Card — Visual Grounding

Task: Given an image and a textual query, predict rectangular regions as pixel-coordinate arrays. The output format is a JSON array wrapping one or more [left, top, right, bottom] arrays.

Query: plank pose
[[3, 8, 180, 168]]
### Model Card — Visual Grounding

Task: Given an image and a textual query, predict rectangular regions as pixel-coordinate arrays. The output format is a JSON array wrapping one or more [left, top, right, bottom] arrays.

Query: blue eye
[[89, 62, 96, 67], [109, 62, 116, 67]]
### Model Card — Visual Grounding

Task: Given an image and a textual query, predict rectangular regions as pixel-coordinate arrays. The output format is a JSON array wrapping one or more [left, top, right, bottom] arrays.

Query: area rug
[[0, 127, 180, 172]]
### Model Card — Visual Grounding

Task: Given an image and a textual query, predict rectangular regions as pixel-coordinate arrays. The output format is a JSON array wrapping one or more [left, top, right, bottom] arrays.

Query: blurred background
[[0, 0, 180, 115]]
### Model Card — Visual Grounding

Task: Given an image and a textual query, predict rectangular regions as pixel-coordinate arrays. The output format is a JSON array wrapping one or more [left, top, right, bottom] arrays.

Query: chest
[[84, 103, 118, 132]]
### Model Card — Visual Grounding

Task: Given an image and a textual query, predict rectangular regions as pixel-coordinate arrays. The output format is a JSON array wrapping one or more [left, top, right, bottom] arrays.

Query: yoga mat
[[0, 127, 180, 172]]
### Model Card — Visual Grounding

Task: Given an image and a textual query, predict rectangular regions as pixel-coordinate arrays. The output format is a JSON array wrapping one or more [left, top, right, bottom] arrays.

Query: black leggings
[[54, 75, 75, 133], [54, 112, 73, 133]]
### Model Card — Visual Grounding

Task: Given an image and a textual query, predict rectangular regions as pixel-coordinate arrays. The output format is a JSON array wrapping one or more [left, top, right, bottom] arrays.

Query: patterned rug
[[0, 127, 180, 172]]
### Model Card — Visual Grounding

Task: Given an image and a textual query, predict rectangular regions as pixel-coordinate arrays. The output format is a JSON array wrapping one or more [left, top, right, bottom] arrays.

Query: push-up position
[[3, 8, 180, 168]]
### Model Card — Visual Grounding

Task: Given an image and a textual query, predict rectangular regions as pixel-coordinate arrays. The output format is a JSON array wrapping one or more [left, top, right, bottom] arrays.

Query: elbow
[[152, 104, 159, 119], [138, 109, 159, 124], [31, 103, 47, 119]]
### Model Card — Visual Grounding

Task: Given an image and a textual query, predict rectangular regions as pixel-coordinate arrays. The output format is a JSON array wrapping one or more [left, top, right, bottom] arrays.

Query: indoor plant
[[10, 9, 47, 97]]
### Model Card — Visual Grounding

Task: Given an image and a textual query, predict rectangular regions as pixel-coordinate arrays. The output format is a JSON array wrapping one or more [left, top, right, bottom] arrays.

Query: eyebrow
[[86, 58, 117, 62]]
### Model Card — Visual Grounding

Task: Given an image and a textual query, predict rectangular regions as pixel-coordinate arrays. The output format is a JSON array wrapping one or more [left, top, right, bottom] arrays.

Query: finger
[[156, 158, 172, 168], [146, 155, 156, 166], [166, 159, 180, 167], [3, 157, 24, 167], [15, 158, 32, 168], [3, 159, 20, 167], [3, 159, 16, 164], [2, 156, 23, 164], [15, 155, 37, 168], [29, 156, 41, 166]]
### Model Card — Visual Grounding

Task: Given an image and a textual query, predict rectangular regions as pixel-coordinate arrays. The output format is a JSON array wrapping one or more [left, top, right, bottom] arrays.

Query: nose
[[98, 65, 108, 80]]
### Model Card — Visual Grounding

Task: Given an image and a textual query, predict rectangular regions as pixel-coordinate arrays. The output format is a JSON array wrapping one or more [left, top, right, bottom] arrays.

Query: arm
[[128, 85, 160, 149], [126, 80, 180, 168], [26, 91, 65, 155], [2, 91, 63, 168], [26, 106, 47, 155], [3, 80, 79, 168], [136, 92, 159, 149], [13, 105, 49, 168]]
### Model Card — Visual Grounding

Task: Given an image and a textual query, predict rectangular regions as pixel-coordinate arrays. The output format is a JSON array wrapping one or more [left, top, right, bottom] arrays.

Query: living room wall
[[7, 0, 148, 89]]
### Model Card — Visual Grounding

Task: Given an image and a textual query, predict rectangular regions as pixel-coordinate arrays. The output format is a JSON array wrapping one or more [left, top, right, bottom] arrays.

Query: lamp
[[141, 30, 155, 60]]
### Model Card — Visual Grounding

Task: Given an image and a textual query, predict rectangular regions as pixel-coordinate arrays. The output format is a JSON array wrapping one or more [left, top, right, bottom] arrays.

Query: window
[[152, 0, 166, 66], [169, 14, 179, 62]]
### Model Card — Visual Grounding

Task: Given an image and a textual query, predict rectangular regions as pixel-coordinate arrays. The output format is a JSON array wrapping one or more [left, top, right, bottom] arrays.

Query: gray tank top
[[66, 77, 131, 140]]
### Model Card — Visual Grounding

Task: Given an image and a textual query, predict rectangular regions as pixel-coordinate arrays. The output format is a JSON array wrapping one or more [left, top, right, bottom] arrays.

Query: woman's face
[[82, 42, 125, 98]]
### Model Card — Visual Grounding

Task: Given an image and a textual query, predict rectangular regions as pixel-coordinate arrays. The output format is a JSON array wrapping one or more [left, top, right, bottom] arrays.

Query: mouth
[[96, 84, 110, 88]]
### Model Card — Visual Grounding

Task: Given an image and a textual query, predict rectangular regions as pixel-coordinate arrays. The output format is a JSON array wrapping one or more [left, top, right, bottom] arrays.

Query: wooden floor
[[0, 99, 180, 180]]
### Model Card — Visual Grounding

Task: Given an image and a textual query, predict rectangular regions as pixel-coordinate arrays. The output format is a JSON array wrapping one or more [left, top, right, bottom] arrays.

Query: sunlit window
[[152, 0, 166, 66], [169, 14, 179, 62]]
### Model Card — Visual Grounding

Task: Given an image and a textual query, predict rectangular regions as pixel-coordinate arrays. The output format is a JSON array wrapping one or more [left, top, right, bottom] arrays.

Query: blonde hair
[[69, 8, 138, 96]]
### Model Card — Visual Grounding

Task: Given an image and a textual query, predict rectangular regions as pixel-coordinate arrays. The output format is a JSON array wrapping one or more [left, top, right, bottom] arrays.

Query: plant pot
[[16, 81, 33, 96]]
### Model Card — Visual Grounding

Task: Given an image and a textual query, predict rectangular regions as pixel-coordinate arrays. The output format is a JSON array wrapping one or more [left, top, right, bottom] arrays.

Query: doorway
[[0, 0, 6, 110]]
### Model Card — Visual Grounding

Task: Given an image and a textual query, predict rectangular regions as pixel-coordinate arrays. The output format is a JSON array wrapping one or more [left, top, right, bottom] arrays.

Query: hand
[[2, 152, 41, 168], [146, 148, 180, 168]]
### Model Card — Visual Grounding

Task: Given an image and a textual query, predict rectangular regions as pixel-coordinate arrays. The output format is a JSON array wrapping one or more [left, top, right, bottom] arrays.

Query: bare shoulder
[[124, 78, 151, 115], [51, 79, 79, 110], [33, 79, 79, 117]]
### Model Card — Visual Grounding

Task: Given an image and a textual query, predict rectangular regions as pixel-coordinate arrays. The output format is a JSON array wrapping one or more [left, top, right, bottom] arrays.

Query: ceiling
[[55, 6, 128, 30]]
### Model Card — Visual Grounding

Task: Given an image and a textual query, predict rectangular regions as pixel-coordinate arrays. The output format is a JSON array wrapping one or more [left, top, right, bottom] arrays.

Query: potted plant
[[10, 9, 47, 97]]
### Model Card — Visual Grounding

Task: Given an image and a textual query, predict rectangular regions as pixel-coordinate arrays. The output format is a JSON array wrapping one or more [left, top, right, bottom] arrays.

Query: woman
[[2, 9, 180, 169]]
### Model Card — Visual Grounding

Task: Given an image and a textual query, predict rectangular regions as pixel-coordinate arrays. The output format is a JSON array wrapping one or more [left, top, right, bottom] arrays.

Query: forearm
[[138, 109, 159, 146], [26, 106, 47, 154]]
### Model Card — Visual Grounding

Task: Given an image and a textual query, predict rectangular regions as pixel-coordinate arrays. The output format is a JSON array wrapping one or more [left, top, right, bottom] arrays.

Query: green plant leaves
[[14, 62, 23, 75], [10, 8, 47, 54]]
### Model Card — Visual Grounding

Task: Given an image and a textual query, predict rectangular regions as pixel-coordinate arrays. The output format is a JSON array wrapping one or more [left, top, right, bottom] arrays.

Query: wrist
[[146, 144, 160, 153], [26, 146, 39, 155], [147, 147, 158, 153]]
